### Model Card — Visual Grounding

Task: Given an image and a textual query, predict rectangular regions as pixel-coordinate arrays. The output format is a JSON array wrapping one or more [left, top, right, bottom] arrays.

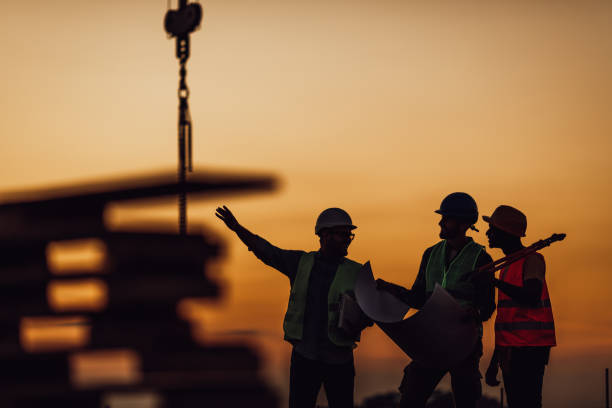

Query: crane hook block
[[164, 3, 203, 38]]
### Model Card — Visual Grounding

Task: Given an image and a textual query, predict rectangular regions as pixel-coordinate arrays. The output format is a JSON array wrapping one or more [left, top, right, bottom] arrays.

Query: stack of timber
[[0, 171, 278, 408]]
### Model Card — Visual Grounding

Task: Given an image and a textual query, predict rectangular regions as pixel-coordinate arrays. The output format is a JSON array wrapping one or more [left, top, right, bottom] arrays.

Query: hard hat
[[482, 205, 527, 237], [315, 208, 357, 235], [435, 192, 478, 225]]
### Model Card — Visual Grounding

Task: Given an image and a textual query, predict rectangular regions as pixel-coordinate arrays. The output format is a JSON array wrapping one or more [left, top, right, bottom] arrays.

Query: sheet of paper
[[354, 261, 410, 323], [378, 284, 479, 369], [355, 261, 478, 370], [338, 294, 365, 336]]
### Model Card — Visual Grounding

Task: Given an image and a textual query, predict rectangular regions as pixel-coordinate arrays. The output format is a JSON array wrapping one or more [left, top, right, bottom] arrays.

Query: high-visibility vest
[[282, 252, 362, 348], [495, 255, 556, 347], [425, 239, 484, 307]]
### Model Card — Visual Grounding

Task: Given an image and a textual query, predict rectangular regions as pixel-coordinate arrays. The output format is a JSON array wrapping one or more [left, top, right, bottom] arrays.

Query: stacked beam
[[0, 172, 278, 408]]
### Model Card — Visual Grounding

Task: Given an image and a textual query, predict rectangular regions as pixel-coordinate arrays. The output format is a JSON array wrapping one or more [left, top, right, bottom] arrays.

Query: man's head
[[435, 193, 479, 240], [315, 208, 356, 257], [438, 215, 473, 240], [482, 205, 527, 248]]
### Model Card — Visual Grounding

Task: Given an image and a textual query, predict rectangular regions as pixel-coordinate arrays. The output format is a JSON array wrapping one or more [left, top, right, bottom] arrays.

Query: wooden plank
[[105, 231, 220, 264], [0, 171, 276, 209], [8, 384, 279, 408], [90, 320, 196, 351], [0, 231, 220, 287], [0, 345, 265, 394], [0, 171, 276, 242]]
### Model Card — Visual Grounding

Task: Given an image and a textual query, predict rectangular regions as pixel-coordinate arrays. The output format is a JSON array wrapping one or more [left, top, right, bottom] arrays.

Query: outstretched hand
[[376, 279, 406, 300], [215, 205, 240, 231], [376, 279, 394, 292]]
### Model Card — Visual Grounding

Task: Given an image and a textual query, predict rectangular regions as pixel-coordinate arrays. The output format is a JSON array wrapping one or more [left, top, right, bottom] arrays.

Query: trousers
[[288, 349, 355, 408], [500, 346, 550, 408], [398, 339, 483, 408]]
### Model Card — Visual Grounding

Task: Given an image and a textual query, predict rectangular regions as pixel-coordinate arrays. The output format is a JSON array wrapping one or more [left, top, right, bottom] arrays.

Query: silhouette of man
[[483, 205, 556, 408], [376, 193, 495, 408], [215, 206, 371, 408]]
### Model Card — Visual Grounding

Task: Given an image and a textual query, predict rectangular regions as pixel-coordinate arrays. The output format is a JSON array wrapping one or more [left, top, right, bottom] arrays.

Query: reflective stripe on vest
[[495, 321, 555, 331], [425, 239, 483, 307], [497, 299, 552, 308], [494, 255, 556, 347], [282, 252, 362, 348]]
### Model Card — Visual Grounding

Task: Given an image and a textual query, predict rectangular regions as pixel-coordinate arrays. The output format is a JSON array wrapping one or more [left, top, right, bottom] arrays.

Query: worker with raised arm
[[482, 205, 556, 408], [215, 206, 371, 408], [376, 192, 495, 408]]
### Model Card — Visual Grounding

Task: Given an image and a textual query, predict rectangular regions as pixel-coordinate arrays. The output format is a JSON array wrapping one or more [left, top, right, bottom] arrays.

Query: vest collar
[[443, 237, 475, 268]]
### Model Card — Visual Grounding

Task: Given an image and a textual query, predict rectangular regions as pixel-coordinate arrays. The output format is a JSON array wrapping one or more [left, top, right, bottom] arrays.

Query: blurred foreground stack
[[0, 172, 279, 408]]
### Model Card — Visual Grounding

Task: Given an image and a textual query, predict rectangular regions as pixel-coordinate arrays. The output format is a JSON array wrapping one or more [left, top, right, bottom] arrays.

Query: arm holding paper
[[376, 249, 431, 309], [338, 291, 374, 338]]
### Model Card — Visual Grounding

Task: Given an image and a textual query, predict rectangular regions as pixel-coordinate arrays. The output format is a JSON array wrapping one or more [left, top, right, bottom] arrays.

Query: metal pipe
[[606, 368, 609, 408], [475, 233, 566, 277]]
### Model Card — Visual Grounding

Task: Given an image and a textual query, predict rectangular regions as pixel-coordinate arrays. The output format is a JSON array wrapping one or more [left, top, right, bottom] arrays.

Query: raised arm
[[215, 205, 258, 246], [215, 206, 304, 281]]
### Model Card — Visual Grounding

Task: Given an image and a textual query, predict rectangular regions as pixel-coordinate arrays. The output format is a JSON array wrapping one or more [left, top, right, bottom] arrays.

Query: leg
[[500, 352, 518, 408], [505, 347, 548, 408], [289, 349, 324, 408], [322, 359, 355, 408], [520, 358, 546, 408], [398, 361, 446, 408], [449, 338, 483, 408]]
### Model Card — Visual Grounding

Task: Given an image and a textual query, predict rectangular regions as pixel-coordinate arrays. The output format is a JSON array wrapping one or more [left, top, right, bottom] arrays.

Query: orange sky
[[2, 1, 612, 406]]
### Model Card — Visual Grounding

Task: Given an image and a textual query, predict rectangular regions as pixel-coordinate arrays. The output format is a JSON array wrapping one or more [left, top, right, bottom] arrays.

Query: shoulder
[[477, 247, 493, 262], [430, 240, 444, 250], [293, 251, 313, 270], [523, 252, 546, 280], [343, 257, 363, 268], [469, 241, 492, 266], [424, 241, 443, 255], [525, 251, 545, 265], [297, 251, 314, 262]]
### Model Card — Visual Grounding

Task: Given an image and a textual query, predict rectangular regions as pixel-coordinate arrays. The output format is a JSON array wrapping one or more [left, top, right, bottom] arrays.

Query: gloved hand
[[461, 306, 482, 324], [376, 279, 406, 299], [485, 360, 501, 387]]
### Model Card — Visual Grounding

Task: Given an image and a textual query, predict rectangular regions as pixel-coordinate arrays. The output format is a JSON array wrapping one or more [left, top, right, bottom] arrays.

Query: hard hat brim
[[435, 209, 475, 219], [315, 224, 357, 234], [325, 224, 357, 231], [482, 215, 526, 237]]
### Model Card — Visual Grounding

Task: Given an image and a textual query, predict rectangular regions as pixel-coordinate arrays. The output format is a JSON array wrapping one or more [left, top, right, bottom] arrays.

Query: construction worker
[[215, 206, 371, 408], [482, 205, 556, 408], [376, 192, 495, 408]]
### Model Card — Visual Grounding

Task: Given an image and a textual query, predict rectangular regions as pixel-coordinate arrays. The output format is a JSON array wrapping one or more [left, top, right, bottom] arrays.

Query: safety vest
[[283, 252, 362, 348], [495, 255, 556, 347], [425, 239, 484, 307]]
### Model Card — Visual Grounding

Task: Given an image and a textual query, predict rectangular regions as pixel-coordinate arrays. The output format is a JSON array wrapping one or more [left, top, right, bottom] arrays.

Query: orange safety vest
[[495, 255, 556, 347]]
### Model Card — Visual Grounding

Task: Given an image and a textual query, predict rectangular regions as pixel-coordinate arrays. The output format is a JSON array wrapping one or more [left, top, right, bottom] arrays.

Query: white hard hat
[[315, 208, 357, 235]]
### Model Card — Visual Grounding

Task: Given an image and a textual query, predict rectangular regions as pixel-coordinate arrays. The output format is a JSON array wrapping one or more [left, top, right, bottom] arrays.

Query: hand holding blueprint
[[354, 261, 479, 370]]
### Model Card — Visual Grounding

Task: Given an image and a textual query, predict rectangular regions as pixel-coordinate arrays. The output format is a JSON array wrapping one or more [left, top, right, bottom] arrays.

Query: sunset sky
[[1, 0, 611, 406]]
